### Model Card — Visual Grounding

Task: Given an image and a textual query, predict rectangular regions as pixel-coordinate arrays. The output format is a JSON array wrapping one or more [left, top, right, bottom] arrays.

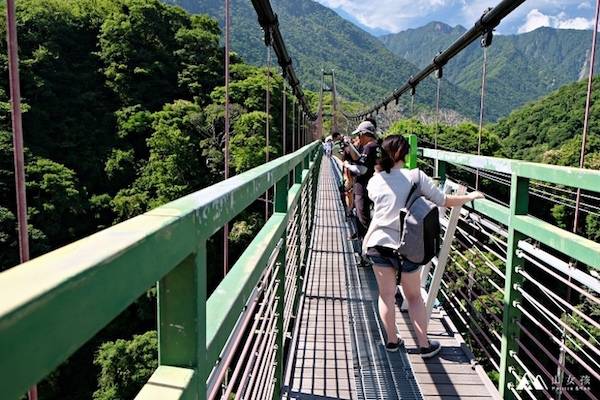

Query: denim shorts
[[366, 246, 421, 273]]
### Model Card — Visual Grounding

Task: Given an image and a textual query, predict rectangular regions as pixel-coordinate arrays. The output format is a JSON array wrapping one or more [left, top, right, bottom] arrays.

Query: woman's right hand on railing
[[444, 191, 485, 208], [468, 191, 485, 201]]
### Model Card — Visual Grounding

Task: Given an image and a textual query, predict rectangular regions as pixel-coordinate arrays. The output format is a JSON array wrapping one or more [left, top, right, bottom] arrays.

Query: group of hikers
[[323, 120, 484, 359]]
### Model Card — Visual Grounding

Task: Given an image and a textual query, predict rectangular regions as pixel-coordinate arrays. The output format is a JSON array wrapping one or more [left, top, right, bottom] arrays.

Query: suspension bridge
[[1, 0, 599, 399]]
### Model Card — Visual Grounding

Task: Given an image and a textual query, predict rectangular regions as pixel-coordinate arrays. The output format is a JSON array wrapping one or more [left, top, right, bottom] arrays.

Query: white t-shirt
[[363, 167, 446, 253]]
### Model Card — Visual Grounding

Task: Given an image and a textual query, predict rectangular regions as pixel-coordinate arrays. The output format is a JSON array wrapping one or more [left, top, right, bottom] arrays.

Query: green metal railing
[[3, 138, 599, 400], [421, 148, 600, 400], [0, 142, 322, 400]]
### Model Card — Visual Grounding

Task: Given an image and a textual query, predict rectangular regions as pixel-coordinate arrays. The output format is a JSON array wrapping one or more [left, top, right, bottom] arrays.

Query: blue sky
[[314, 0, 598, 35]]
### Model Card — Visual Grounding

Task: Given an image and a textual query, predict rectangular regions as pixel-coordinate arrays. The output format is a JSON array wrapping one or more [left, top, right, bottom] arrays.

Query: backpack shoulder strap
[[410, 168, 421, 188], [404, 169, 419, 209], [405, 169, 421, 208]]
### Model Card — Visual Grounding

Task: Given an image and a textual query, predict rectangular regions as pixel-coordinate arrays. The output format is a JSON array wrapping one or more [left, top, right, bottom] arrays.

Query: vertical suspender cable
[[223, 0, 231, 275], [282, 83, 287, 155], [297, 111, 301, 149], [332, 70, 338, 135], [476, 43, 490, 190], [475, 24, 492, 190], [556, 1, 600, 396], [292, 99, 296, 152], [6, 0, 28, 271], [303, 113, 307, 145], [573, 0, 599, 234], [265, 31, 271, 220], [434, 73, 441, 151], [300, 112, 303, 147], [7, 0, 28, 273], [434, 68, 442, 177], [6, 2, 36, 399], [302, 113, 306, 146], [307, 112, 310, 142]]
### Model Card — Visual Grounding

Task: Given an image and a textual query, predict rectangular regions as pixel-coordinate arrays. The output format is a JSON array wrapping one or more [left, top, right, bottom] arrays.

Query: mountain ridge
[[380, 22, 600, 119], [163, 0, 481, 119]]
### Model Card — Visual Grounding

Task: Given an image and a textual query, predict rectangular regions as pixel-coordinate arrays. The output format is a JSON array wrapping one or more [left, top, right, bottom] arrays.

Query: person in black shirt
[[344, 120, 379, 240]]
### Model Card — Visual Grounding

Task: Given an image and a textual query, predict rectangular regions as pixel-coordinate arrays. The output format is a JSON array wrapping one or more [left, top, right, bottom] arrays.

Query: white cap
[[351, 120, 376, 136]]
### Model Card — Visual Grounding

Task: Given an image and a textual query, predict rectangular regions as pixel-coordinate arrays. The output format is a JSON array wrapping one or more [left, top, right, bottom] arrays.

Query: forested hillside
[[0, 0, 296, 398], [381, 22, 600, 119], [493, 76, 600, 169], [164, 0, 481, 118]]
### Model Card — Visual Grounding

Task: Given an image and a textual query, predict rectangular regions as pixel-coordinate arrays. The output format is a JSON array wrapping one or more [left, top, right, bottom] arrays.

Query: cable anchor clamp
[[432, 52, 445, 79]]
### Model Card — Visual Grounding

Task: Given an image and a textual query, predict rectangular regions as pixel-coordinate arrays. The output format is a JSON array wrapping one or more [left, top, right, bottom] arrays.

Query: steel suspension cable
[[434, 72, 441, 151], [574, 0, 600, 234], [430, 156, 600, 214], [476, 45, 489, 190], [223, 0, 231, 275], [265, 33, 272, 220], [516, 301, 600, 382], [559, 3, 600, 391], [250, 0, 316, 120], [282, 82, 287, 155], [6, 1, 36, 397], [301, 111, 303, 147], [292, 99, 296, 151], [345, 0, 526, 119], [433, 70, 442, 177]]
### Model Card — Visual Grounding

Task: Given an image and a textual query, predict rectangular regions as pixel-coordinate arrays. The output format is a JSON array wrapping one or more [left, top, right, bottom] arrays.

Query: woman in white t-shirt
[[363, 135, 483, 358]]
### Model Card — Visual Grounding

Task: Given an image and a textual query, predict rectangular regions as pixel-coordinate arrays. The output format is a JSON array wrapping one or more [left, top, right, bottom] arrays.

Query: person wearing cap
[[343, 120, 379, 240]]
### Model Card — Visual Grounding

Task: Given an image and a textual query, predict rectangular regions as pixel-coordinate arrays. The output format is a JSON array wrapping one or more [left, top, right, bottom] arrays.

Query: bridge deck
[[283, 159, 499, 400]]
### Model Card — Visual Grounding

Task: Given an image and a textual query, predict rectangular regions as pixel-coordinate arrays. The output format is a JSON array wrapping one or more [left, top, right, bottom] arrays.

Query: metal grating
[[329, 159, 424, 400], [283, 157, 358, 400]]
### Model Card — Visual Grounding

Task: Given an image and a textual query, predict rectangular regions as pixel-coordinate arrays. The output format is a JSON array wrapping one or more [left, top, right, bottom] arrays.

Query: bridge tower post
[[499, 174, 528, 399]]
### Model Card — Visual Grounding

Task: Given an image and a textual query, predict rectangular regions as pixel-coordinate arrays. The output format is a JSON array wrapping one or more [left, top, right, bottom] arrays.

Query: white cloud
[[316, 0, 459, 32], [518, 9, 594, 33], [558, 16, 595, 29], [315, 0, 597, 34], [577, 1, 593, 10]]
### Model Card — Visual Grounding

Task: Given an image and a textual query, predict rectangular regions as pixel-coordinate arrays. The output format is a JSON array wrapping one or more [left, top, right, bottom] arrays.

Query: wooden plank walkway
[[284, 159, 500, 400]]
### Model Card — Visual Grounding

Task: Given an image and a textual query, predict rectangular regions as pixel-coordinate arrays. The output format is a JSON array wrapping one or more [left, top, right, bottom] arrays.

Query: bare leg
[[344, 171, 354, 210], [372, 265, 399, 344], [401, 269, 429, 347], [345, 188, 353, 210]]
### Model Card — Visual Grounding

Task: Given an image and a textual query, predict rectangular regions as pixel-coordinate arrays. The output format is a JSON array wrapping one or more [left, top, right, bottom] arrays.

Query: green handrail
[[421, 147, 600, 400], [0, 142, 322, 400]]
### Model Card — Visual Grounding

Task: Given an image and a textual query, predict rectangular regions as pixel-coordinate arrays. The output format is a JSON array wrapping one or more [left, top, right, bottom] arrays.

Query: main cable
[[344, 0, 526, 119], [250, 0, 316, 120]]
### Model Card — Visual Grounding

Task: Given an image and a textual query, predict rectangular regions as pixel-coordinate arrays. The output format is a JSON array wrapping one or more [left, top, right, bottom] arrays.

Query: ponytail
[[376, 151, 395, 173]]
